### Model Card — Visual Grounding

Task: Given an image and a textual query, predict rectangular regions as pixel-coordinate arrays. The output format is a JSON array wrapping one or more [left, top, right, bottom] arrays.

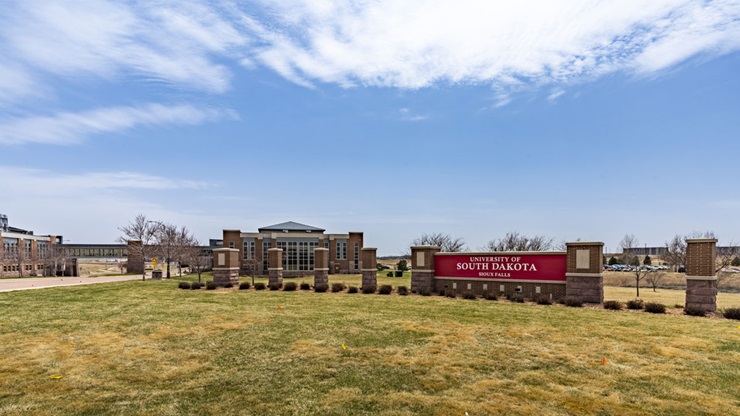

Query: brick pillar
[[685, 238, 717, 313], [126, 240, 144, 274], [361, 248, 377, 291], [314, 247, 329, 287], [565, 242, 604, 303], [268, 248, 283, 287], [212, 248, 239, 286], [411, 246, 441, 294]]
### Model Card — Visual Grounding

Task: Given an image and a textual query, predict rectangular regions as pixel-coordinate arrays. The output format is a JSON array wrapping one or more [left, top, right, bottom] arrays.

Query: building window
[[277, 240, 318, 271], [336, 241, 346, 260], [243, 240, 255, 260], [229, 241, 235, 249], [262, 241, 271, 271]]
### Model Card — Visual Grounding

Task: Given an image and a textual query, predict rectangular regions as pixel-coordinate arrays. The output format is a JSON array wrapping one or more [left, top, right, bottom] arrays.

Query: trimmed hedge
[[644, 302, 666, 314], [239, 282, 250, 290], [283, 282, 297, 291], [603, 300, 623, 310]]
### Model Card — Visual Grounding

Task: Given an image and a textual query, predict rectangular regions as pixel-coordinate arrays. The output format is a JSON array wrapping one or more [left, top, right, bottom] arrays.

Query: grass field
[[1, 277, 739, 415]]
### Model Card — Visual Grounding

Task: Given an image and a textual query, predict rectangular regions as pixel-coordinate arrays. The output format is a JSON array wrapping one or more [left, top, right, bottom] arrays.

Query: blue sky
[[1, 0, 739, 255]]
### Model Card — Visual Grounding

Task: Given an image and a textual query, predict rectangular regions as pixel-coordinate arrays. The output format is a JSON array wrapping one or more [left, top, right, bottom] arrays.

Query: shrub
[[190, 282, 203, 290], [510, 294, 525, 303], [347, 285, 358, 294], [178, 282, 191, 289], [462, 292, 477, 300], [445, 291, 457, 299], [268, 283, 281, 291], [603, 300, 623, 310], [626, 299, 644, 310], [722, 307, 740, 320], [674, 304, 684, 309], [283, 282, 297, 291], [564, 297, 583, 307], [535, 296, 553, 305], [397, 286, 409, 296], [684, 305, 706, 317], [314, 284, 329, 293], [378, 285, 393, 295], [300, 282, 311, 291], [254, 282, 266, 291], [361, 286, 375, 294], [223, 282, 234, 288], [419, 289, 431, 296], [644, 302, 666, 314], [484, 292, 498, 301], [331, 282, 345, 293], [206, 282, 217, 290], [437, 289, 446, 297], [239, 282, 250, 290]]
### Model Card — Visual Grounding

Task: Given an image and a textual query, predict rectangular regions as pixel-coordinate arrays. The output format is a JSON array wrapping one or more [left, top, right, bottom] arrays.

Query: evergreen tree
[[643, 255, 652, 265]]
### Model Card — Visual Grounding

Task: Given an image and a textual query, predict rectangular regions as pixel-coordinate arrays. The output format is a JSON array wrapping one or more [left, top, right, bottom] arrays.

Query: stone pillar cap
[[411, 245, 441, 250], [565, 242, 604, 246], [268, 247, 283, 252], [314, 247, 329, 251], [361, 247, 377, 251], [212, 248, 239, 253], [685, 238, 718, 243]]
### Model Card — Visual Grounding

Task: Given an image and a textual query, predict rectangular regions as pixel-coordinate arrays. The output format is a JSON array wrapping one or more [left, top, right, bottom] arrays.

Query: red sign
[[434, 253, 567, 281]]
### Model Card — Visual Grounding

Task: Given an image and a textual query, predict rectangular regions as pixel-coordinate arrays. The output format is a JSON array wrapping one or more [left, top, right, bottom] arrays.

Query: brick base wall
[[314, 270, 328, 287], [213, 268, 239, 286], [435, 278, 566, 300], [268, 269, 283, 287], [411, 271, 435, 293], [565, 274, 603, 303], [361, 271, 377, 291], [686, 278, 717, 313]]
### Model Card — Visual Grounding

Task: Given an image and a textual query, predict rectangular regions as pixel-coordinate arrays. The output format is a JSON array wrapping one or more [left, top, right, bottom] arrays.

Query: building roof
[[258, 221, 325, 233]]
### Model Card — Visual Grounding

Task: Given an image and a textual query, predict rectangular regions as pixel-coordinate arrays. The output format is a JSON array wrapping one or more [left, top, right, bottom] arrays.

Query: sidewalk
[[0, 274, 147, 293]]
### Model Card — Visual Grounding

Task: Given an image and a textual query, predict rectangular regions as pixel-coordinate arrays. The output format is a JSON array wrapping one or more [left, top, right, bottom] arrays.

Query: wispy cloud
[[398, 108, 429, 122], [244, 0, 740, 93], [0, 103, 235, 145]]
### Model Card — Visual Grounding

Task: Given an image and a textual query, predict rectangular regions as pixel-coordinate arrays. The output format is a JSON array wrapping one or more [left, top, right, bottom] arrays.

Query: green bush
[[437, 289, 446, 297], [361, 286, 375, 294], [254, 282, 266, 291], [178, 282, 191, 290], [419, 289, 431, 296], [239, 282, 250, 290], [445, 291, 457, 299], [644, 302, 666, 314], [331, 283, 345, 293], [300, 282, 311, 290], [564, 297, 583, 307], [397, 286, 409, 296], [722, 307, 740, 320], [683, 305, 706, 317], [484, 292, 498, 301], [626, 299, 644, 310], [206, 282, 217, 290], [347, 286, 358, 294], [268, 283, 281, 291], [378, 285, 393, 295], [283, 282, 297, 291], [190, 282, 203, 290], [462, 292, 477, 300], [603, 300, 623, 310], [314, 284, 329, 293], [223, 282, 234, 288]]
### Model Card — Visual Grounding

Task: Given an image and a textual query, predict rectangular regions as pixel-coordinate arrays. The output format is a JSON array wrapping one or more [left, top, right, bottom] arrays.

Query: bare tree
[[410, 233, 466, 252], [154, 223, 193, 279], [620, 233, 655, 298], [172, 226, 193, 277], [44, 243, 68, 277], [184, 238, 209, 283], [117, 214, 159, 281], [663, 232, 737, 274], [644, 271, 667, 292], [242, 249, 262, 286], [662, 234, 686, 272], [483, 232, 554, 252]]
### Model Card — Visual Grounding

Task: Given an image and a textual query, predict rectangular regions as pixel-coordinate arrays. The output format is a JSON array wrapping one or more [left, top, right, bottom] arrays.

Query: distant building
[[0, 214, 73, 277], [624, 246, 739, 256], [221, 221, 364, 276]]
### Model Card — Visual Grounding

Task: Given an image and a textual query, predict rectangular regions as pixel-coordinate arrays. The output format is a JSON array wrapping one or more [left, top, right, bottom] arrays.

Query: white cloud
[[0, 103, 235, 145], [547, 88, 565, 102], [243, 0, 740, 92], [1, 0, 249, 95]]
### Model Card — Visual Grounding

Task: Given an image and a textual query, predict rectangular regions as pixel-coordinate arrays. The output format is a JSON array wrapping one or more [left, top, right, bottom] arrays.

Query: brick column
[[411, 246, 441, 294], [126, 240, 144, 275], [361, 248, 377, 291], [685, 238, 718, 313], [565, 242, 604, 303], [314, 247, 329, 287], [212, 248, 239, 286], [268, 248, 283, 288]]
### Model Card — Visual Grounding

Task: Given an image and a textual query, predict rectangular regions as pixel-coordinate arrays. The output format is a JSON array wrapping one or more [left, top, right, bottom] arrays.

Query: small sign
[[152, 258, 157, 266]]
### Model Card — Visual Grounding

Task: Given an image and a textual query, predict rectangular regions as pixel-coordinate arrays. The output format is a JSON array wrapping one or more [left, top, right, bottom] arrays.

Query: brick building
[[221, 221, 364, 276], [0, 214, 76, 277]]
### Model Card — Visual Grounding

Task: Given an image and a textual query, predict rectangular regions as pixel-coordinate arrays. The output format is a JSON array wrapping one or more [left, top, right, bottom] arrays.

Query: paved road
[[0, 275, 147, 293]]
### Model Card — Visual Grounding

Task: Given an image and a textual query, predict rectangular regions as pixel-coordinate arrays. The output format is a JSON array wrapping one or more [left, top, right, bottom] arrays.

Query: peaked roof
[[258, 221, 325, 233]]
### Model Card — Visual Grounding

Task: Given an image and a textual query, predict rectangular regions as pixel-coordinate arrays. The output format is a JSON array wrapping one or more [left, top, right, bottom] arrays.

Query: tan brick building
[[221, 221, 363, 276], [0, 214, 71, 277]]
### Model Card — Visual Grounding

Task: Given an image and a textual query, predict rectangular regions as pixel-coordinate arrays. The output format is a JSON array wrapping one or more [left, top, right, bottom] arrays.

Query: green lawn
[[0, 277, 738, 415]]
